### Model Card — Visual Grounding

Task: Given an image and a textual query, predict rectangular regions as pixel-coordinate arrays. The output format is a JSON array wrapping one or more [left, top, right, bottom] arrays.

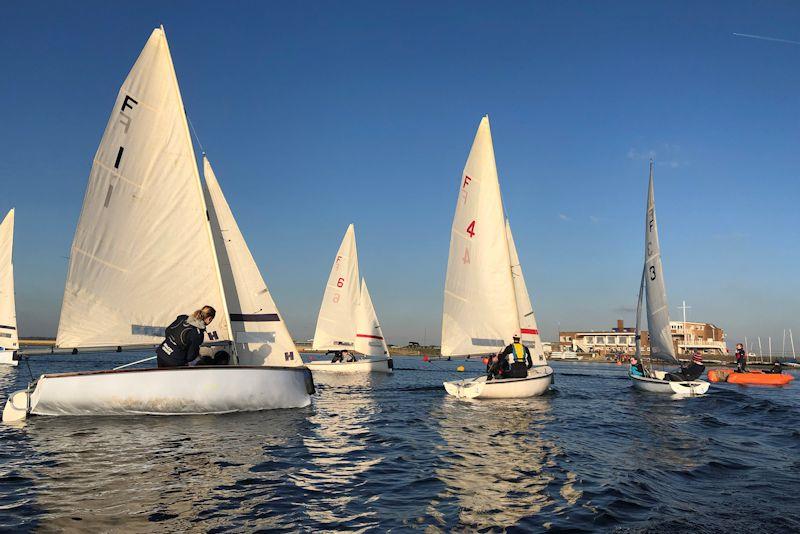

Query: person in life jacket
[[156, 306, 216, 368], [498, 334, 533, 379], [734, 343, 747, 372], [629, 356, 645, 377]]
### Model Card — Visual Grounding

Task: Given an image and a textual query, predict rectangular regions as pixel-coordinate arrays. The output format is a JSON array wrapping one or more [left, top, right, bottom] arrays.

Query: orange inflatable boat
[[707, 368, 795, 386]]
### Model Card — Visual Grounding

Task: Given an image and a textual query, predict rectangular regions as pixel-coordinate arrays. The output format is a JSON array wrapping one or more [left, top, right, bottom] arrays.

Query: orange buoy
[[456, 365, 465, 372], [422, 355, 430, 362], [616, 361, 622, 366], [482, 357, 489, 365]]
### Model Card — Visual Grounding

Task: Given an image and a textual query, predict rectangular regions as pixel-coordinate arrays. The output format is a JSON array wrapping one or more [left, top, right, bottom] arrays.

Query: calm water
[[1, 355, 798, 532]]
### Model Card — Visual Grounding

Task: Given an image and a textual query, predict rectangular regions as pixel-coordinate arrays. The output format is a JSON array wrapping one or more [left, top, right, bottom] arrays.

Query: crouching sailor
[[499, 334, 533, 379], [156, 306, 216, 368]]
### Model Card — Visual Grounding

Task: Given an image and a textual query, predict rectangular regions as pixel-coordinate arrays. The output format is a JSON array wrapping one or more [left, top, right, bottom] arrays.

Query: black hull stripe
[[230, 313, 280, 322], [0, 324, 16, 331]]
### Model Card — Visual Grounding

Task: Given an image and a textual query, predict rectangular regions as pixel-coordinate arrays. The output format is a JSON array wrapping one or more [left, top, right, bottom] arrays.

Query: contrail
[[733, 32, 800, 46]]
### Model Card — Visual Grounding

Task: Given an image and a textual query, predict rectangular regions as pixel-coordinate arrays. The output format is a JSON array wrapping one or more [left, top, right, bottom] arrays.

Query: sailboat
[[2, 27, 313, 423], [629, 161, 709, 395], [0, 209, 18, 366], [306, 224, 392, 373], [441, 116, 553, 399]]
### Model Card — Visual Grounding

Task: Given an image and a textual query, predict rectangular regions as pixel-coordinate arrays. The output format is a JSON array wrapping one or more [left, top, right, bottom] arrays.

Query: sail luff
[[441, 116, 520, 357], [0, 209, 18, 352], [643, 161, 677, 363], [201, 156, 302, 367]]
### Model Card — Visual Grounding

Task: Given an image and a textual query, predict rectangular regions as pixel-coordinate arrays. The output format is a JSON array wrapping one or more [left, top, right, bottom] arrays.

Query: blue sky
[[1, 2, 799, 348]]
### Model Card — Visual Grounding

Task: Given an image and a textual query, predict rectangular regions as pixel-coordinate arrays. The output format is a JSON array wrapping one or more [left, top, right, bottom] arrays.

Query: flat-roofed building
[[559, 319, 727, 357]]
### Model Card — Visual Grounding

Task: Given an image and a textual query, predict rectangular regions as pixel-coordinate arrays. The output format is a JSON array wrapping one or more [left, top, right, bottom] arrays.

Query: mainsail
[[642, 161, 677, 363], [505, 219, 546, 365], [56, 27, 232, 348], [312, 224, 360, 351], [202, 156, 301, 367], [0, 209, 18, 352], [442, 116, 519, 357], [355, 279, 390, 357]]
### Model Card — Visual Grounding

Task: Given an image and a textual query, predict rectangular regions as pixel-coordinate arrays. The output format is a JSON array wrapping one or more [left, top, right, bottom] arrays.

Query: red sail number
[[337, 277, 344, 288], [466, 220, 476, 238]]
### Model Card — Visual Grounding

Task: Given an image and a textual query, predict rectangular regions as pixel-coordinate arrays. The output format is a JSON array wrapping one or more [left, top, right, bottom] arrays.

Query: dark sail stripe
[[230, 313, 280, 322], [0, 324, 17, 331]]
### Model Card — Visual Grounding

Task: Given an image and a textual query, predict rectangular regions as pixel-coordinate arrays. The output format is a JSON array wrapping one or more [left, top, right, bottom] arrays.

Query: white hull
[[629, 371, 709, 395], [305, 357, 392, 374], [443, 366, 553, 399], [0, 351, 18, 367], [2, 366, 314, 422]]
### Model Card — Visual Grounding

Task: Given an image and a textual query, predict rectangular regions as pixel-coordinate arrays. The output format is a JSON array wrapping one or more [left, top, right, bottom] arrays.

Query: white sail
[[202, 156, 301, 367], [56, 27, 232, 348], [643, 162, 677, 363], [355, 278, 390, 357], [442, 116, 519, 357], [505, 219, 546, 365], [0, 209, 18, 352], [312, 224, 360, 351]]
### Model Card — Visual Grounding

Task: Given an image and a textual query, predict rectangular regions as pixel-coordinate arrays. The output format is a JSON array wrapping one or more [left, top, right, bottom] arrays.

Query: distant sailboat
[[307, 224, 392, 373], [0, 209, 18, 366], [3, 27, 313, 422], [629, 162, 709, 395], [441, 116, 553, 399]]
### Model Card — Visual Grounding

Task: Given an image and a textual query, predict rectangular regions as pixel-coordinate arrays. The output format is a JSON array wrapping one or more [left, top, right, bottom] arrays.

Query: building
[[558, 319, 727, 357]]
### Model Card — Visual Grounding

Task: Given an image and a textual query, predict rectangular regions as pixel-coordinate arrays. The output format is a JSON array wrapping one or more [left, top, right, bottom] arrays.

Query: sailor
[[666, 352, 705, 381], [486, 352, 508, 380], [329, 350, 344, 363], [156, 306, 216, 368], [735, 343, 747, 372], [343, 349, 356, 362], [629, 356, 645, 377], [499, 334, 533, 379]]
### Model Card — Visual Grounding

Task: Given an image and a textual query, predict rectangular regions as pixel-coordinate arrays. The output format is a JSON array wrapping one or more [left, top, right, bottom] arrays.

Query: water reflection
[[21, 409, 309, 531], [293, 375, 385, 530], [431, 396, 574, 529]]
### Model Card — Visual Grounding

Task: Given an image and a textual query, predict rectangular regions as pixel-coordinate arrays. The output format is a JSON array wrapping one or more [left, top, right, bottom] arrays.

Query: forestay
[[442, 116, 519, 357], [355, 279, 389, 357], [642, 162, 677, 363], [0, 209, 18, 352], [202, 157, 301, 367], [56, 27, 232, 348], [505, 219, 546, 365], [312, 224, 360, 351]]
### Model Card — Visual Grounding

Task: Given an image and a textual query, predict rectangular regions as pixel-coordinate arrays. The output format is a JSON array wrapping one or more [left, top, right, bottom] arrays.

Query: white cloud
[[589, 215, 601, 224], [558, 213, 570, 221]]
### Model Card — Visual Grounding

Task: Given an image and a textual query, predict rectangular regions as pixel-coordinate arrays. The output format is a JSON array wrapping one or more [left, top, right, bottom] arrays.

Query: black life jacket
[[159, 315, 199, 357]]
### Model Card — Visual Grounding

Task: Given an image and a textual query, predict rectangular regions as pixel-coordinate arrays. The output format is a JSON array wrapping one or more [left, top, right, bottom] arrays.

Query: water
[[1, 355, 798, 532]]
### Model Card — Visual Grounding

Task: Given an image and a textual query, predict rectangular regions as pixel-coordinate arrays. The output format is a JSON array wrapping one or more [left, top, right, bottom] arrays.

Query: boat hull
[[305, 357, 392, 374], [443, 366, 553, 399], [630, 372, 709, 395], [708, 368, 794, 386], [2, 366, 314, 422], [0, 350, 18, 367]]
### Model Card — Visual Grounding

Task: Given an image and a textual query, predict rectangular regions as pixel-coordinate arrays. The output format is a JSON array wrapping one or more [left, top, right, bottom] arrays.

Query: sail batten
[[442, 116, 519, 357], [56, 28, 232, 349], [202, 156, 301, 367], [0, 209, 18, 353]]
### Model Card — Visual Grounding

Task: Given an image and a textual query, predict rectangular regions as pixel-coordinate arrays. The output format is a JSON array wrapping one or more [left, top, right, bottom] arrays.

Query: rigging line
[[185, 110, 206, 155]]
